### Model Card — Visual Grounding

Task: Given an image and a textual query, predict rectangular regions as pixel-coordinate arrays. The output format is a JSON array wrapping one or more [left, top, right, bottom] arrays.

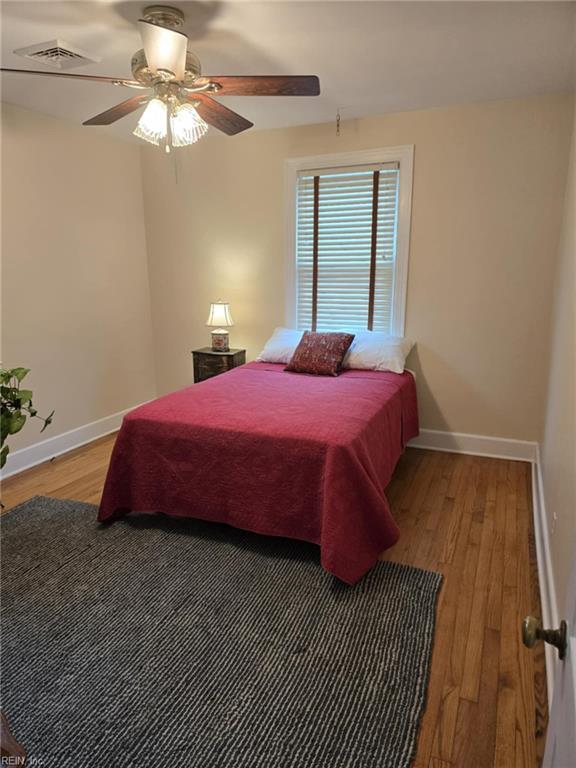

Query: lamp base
[[211, 329, 230, 352]]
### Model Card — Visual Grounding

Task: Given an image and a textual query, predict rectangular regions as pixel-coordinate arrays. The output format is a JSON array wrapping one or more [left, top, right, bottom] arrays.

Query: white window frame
[[285, 145, 414, 336]]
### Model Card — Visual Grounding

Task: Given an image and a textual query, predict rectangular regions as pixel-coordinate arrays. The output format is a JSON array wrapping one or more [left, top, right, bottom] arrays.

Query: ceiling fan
[[0, 4, 320, 152]]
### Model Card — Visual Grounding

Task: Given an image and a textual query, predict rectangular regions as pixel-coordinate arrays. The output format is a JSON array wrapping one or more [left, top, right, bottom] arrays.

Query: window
[[287, 147, 413, 335]]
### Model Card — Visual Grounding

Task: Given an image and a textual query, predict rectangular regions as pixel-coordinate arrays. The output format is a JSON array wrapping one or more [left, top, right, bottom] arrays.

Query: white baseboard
[[409, 428, 538, 462], [1, 403, 146, 479], [531, 447, 558, 705]]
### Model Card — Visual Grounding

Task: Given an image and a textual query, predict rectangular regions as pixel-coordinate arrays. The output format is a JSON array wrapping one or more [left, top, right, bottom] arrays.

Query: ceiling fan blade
[[138, 19, 187, 80], [191, 94, 253, 136], [83, 95, 149, 126], [0, 67, 140, 87], [201, 75, 320, 97]]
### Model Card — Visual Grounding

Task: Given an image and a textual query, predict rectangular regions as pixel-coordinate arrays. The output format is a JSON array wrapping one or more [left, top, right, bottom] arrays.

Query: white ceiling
[[1, 1, 575, 142]]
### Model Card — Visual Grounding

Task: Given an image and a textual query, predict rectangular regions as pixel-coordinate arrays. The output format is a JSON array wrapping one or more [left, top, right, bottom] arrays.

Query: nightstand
[[192, 347, 246, 383]]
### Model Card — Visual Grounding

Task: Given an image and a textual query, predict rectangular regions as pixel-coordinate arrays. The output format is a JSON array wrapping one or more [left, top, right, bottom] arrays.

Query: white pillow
[[257, 327, 303, 364], [342, 332, 414, 374], [258, 328, 413, 372]]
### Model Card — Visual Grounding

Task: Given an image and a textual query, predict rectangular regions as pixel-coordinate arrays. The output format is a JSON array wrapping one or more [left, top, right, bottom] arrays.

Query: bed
[[98, 361, 418, 584]]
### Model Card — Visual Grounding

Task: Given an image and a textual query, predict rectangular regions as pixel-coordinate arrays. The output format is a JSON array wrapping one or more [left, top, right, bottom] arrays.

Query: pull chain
[[336, 108, 341, 137], [173, 150, 179, 185]]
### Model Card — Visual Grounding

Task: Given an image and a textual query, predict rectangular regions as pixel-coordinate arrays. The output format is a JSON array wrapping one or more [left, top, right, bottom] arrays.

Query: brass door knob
[[522, 616, 567, 660]]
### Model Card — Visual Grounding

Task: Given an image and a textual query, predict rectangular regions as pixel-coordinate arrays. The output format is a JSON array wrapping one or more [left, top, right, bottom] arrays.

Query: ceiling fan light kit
[[1, 4, 320, 151], [134, 97, 208, 150], [170, 102, 208, 146], [133, 97, 168, 146]]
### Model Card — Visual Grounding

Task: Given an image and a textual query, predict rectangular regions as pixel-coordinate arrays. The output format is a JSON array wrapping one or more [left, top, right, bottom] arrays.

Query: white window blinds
[[296, 162, 400, 332]]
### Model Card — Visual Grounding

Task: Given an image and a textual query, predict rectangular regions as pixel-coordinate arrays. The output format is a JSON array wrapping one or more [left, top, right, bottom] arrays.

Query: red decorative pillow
[[285, 331, 355, 376]]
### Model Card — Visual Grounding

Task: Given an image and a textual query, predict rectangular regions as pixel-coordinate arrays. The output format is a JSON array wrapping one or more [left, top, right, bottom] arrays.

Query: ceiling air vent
[[13, 40, 100, 70]]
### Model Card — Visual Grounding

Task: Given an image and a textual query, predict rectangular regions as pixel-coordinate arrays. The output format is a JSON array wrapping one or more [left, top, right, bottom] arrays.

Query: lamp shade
[[206, 301, 234, 328]]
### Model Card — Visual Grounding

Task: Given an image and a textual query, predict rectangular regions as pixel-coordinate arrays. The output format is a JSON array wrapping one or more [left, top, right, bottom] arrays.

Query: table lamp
[[206, 300, 234, 351]]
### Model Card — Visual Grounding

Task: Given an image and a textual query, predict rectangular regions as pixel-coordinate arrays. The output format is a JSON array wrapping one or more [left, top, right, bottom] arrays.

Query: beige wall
[[1, 103, 157, 454], [541, 104, 575, 615], [141, 94, 574, 441], [1, 94, 572, 461]]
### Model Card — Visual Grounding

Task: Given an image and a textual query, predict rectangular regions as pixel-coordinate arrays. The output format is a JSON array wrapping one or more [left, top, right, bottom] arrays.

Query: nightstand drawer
[[198, 358, 228, 379], [192, 348, 246, 384]]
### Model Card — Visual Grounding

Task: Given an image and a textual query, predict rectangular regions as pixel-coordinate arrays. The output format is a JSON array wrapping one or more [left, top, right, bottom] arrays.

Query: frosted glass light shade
[[133, 99, 208, 148], [171, 103, 208, 146], [133, 98, 167, 146], [206, 301, 234, 328]]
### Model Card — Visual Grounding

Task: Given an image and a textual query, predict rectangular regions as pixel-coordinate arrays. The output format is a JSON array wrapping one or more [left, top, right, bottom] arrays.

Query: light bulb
[[133, 98, 167, 146], [133, 99, 208, 149], [170, 103, 208, 146]]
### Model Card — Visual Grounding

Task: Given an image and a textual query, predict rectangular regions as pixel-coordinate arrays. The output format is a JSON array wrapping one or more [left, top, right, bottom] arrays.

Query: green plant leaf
[[1, 386, 19, 402], [40, 410, 55, 432], [17, 389, 33, 403], [0, 444, 8, 469], [1, 411, 11, 443], [8, 411, 26, 435], [1, 366, 53, 459], [10, 367, 30, 382]]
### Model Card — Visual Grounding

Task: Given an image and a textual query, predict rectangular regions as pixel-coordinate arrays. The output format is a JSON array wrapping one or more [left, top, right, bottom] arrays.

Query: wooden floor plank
[[451, 627, 500, 767], [413, 457, 479, 765], [502, 463, 519, 589], [495, 584, 519, 768], [486, 461, 508, 630], [0, 440, 546, 767], [431, 683, 460, 765], [429, 759, 452, 768], [439, 455, 475, 566], [460, 460, 496, 701], [411, 561, 456, 768]]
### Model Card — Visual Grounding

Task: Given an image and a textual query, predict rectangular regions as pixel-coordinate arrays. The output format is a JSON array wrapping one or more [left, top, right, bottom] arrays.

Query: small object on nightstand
[[192, 348, 246, 383], [206, 300, 234, 352]]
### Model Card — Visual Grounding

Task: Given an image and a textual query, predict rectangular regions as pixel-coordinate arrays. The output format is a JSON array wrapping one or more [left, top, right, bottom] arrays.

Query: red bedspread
[[98, 362, 418, 583]]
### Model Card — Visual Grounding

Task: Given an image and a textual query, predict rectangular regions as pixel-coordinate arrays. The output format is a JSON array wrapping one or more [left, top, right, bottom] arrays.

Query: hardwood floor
[[0, 438, 547, 767], [384, 450, 547, 768]]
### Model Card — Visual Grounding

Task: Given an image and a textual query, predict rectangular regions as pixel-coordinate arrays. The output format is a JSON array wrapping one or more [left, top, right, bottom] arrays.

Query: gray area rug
[[1, 496, 442, 768]]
